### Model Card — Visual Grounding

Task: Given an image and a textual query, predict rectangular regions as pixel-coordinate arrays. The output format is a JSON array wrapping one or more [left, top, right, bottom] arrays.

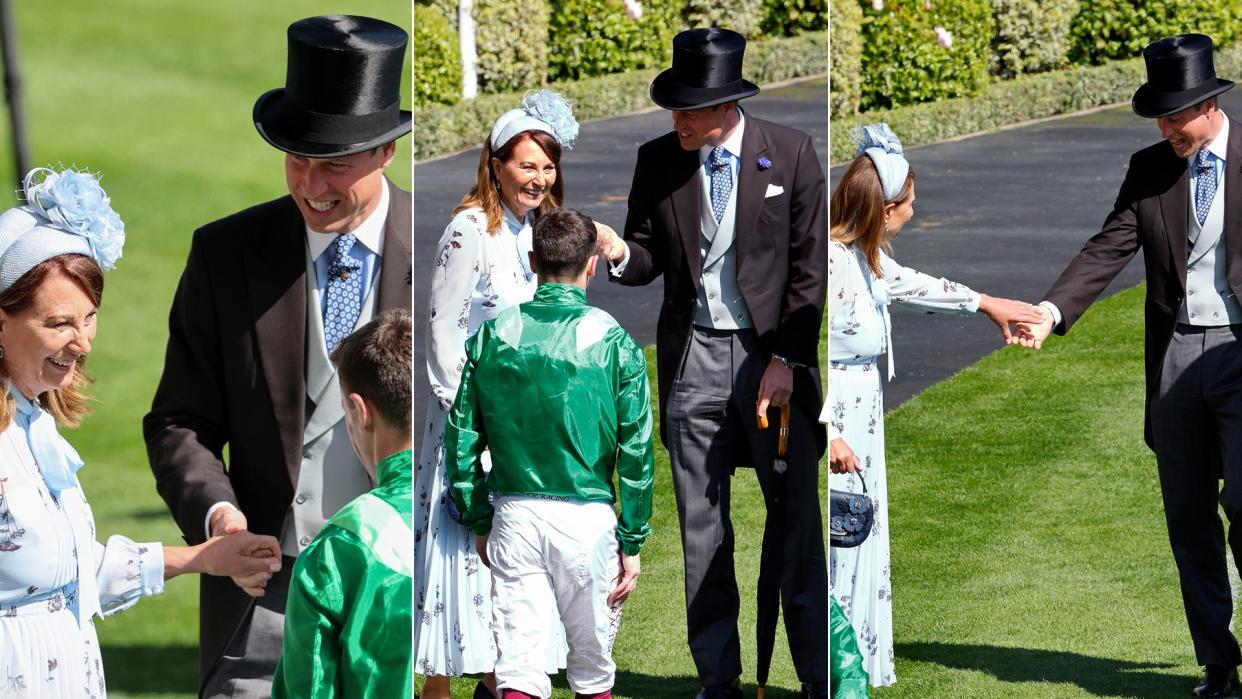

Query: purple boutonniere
[[757, 156, 773, 171]]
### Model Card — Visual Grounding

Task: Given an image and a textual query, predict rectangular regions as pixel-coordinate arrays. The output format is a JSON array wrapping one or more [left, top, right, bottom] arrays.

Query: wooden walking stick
[[755, 401, 792, 699]]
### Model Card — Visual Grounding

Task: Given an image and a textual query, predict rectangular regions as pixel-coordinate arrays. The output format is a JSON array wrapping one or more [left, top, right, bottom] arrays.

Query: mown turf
[[3, 3, 408, 697], [874, 282, 1207, 698]]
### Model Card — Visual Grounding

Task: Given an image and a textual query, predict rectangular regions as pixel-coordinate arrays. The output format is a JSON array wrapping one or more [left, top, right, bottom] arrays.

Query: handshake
[[200, 506, 284, 597], [976, 295, 1055, 349]]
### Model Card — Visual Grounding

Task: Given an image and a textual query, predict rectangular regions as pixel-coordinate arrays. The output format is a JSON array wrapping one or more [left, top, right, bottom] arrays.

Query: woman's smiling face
[[492, 136, 558, 219], [0, 269, 97, 399]]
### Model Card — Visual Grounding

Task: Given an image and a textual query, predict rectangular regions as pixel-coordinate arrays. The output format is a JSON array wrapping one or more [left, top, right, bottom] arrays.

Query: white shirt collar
[[306, 177, 389, 261], [698, 110, 747, 165], [1207, 112, 1230, 162]]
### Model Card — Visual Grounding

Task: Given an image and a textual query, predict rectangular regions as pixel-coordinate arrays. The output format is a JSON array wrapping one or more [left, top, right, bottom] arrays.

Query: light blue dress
[[824, 241, 978, 687], [0, 388, 165, 697]]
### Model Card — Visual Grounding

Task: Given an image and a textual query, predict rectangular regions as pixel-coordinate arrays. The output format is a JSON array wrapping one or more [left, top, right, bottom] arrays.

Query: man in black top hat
[[143, 15, 411, 696], [599, 27, 829, 699], [1018, 33, 1242, 697]]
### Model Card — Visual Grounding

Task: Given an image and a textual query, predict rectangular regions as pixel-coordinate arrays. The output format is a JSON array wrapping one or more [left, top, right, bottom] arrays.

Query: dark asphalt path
[[413, 79, 828, 428], [413, 80, 1236, 427]]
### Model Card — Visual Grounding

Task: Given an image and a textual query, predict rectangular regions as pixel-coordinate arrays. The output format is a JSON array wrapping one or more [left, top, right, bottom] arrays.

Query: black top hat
[[254, 15, 412, 157], [1132, 34, 1234, 118], [650, 28, 760, 111]]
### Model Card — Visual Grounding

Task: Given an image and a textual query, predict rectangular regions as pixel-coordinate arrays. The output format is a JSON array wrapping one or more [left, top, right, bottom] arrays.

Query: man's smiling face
[[285, 142, 395, 233]]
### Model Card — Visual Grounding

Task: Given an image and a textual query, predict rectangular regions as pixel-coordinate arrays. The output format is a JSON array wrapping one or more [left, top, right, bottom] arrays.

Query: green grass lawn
[[1, 3, 408, 697], [874, 283, 1205, 698]]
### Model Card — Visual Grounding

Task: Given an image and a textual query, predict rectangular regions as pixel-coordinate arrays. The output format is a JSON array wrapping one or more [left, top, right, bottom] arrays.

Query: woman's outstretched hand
[[163, 532, 282, 596], [977, 294, 1045, 343], [829, 437, 864, 474], [196, 532, 282, 578]]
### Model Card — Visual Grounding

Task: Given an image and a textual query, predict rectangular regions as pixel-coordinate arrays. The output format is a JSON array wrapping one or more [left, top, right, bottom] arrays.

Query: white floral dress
[[823, 241, 979, 687], [0, 389, 164, 698], [415, 205, 566, 677]]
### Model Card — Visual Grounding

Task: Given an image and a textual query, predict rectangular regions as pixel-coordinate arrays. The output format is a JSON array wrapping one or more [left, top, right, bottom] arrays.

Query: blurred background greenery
[[1, 2, 408, 696]]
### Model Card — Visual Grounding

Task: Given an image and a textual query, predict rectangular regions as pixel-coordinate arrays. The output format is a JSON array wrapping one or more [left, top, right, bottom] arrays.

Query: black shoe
[[695, 680, 743, 699], [474, 680, 497, 699], [800, 681, 829, 699], [1195, 665, 1240, 697]]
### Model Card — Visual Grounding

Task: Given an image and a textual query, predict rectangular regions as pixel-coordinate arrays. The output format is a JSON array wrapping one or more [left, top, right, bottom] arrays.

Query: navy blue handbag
[[829, 478, 874, 548]]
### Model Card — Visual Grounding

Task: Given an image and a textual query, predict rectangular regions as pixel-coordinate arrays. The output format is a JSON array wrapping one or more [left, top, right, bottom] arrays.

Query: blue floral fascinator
[[489, 89, 579, 151], [0, 167, 125, 293], [853, 123, 910, 202]]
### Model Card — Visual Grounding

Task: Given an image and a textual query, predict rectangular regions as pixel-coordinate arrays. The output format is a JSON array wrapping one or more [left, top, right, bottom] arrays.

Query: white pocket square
[[764, 184, 784, 198]]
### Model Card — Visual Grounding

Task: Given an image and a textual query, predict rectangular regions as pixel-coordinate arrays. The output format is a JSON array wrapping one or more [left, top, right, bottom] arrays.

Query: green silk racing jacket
[[446, 283, 655, 556]]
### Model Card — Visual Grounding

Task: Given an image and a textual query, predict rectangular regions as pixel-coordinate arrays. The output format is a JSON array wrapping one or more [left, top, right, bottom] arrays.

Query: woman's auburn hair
[[0, 253, 103, 432], [830, 155, 914, 278], [453, 129, 565, 234]]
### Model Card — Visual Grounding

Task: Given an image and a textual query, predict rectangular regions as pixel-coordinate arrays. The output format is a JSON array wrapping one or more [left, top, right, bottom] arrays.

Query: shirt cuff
[[142, 543, 166, 596], [608, 243, 631, 277], [1040, 301, 1062, 327], [204, 501, 240, 540]]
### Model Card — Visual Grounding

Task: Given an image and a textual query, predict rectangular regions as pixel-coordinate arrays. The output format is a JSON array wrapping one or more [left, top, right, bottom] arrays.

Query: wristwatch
[[771, 354, 805, 370]]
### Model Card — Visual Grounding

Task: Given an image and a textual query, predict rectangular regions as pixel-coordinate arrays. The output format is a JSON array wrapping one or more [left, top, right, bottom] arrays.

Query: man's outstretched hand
[[1012, 304, 1055, 350], [208, 507, 274, 596], [593, 221, 626, 263]]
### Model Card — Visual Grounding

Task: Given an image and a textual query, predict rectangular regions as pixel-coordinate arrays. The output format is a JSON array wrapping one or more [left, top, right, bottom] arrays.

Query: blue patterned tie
[[709, 146, 732, 223], [1195, 148, 1218, 226], [324, 234, 363, 353]]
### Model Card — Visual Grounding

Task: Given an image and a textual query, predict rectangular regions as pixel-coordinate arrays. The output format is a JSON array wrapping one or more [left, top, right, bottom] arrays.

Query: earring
[[0, 346, 6, 359], [883, 223, 889, 234]]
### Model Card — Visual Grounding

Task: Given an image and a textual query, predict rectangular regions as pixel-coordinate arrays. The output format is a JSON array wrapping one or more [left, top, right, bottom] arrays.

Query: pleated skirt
[[0, 607, 107, 698]]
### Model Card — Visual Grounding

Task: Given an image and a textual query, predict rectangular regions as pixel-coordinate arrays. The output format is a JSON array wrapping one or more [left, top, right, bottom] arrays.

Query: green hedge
[[416, 0, 457, 27], [413, 4, 461, 108], [1069, 0, 1242, 66], [475, 0, 550, 94], [990, 0, 1076, 78], [829, 41, 1242, 164], [415, 31, 827, 161], [684, 0, 765, 38], [860, 0, 995, 111], [830, 0, 863, 116], [761, 0, 828, 36], [546, 0, 681, 82]]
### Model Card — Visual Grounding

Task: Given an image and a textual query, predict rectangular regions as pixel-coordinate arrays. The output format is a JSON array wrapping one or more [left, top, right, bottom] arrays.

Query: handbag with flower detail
[[829, 478, 874, 548]]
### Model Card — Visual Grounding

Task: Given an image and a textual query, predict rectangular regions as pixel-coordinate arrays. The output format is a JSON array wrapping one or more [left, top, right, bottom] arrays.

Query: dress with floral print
[[0, 390, 165, 698], [416, 205, 567, 676], [824, 241, 979, 688]]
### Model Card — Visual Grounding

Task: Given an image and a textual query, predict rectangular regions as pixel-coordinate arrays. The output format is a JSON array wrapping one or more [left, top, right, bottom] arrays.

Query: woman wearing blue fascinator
[[0, 167, 283, 697], [417, 90, 578, 699], [823, 124, 1045, 688]]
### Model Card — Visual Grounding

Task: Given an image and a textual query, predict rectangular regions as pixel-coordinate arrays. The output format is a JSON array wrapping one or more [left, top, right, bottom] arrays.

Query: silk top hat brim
[[254, 89, 412, 158], [254, 15, 412, 158], [1132, 33, 1235, 118], [650, 27, 761, 111]]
